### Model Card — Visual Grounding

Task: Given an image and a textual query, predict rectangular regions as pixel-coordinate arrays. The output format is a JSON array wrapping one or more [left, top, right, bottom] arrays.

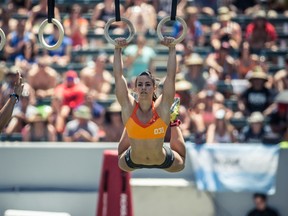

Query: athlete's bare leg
[[165, 126, 186, 172]]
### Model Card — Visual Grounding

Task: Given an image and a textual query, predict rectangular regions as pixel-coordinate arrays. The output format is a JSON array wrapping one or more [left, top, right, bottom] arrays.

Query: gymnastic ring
[[0, 28, 6, 51], [157, 16, 187, 45], [104, 17, 135, 46], [38, 18, 64, 50]]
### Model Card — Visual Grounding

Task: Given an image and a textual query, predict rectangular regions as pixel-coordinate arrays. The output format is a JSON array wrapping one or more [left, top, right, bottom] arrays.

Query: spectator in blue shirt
[[42, 25, 72, 67]]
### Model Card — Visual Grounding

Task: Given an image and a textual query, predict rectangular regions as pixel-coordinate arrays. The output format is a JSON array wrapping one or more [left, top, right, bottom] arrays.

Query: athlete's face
[[135, 76, 155, 100]]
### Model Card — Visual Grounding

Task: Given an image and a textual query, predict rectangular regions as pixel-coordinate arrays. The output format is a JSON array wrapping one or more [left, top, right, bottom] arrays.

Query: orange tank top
[[125, 102, 168, 140]]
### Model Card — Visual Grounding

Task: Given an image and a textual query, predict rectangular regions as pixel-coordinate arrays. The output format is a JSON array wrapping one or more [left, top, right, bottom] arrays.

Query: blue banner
[[187, 143, 280, 194]]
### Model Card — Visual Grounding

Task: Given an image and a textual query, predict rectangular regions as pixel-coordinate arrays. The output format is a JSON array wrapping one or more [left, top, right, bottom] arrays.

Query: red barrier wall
[[96, 150, 133, 216]]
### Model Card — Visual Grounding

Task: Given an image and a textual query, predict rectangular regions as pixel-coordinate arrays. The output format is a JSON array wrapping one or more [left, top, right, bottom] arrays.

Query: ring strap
[[48, 0, 55, 23], [115, 0, 121, 22], [171, 0, 177, 21]]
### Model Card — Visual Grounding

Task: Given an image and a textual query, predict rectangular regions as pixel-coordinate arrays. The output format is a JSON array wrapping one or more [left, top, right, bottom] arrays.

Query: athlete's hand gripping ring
[[104, 17, 135, 46], [38, 18, 64, 50], [157, 16, 187, 45], [0, 28, 6, 51]]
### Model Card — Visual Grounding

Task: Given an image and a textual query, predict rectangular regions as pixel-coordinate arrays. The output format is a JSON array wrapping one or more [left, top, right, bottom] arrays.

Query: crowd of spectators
[[0, 0, 288, 144]]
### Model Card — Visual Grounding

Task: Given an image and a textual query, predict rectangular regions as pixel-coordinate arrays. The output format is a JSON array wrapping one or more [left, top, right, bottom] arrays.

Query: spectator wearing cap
[[27, 57, 58, 101], [22, 108, 56, 141], [173, 6, 205, 52], [239, 66, 274, 116], [80, 53, 113, 100], [63, 105, 99, 142], [183, 53, 206, 93], [239, 112, 272, 143], [210, 7, 242, 50], [175, 78, 193, 108], [206, 41, 237, 80], [206, 109, 237, 144], [54, 70, 88, 133], [102, 101, 124, 142], [245, 10, 277, 53], [55, 70, 87, 111]]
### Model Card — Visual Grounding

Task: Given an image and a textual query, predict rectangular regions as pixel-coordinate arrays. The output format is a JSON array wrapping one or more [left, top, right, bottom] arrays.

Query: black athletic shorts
[[124, 145, 174, 169]]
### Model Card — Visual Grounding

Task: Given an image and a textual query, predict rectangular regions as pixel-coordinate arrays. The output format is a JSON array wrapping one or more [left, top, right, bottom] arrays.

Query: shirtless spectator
[[26, 0, 60, 34], [206, 42, 237, 80], [80, 53, 113, 100], [27, 57, 58, 100], [125, 0, 157, 34], [210, 7, 242, 50], [245, 10, 277, 53]]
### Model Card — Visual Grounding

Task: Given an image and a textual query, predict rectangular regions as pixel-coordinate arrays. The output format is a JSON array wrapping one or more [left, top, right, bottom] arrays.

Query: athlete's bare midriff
[[128, 138, 166, 165]]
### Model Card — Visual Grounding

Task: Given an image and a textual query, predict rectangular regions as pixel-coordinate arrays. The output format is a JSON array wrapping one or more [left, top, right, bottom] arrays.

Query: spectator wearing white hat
[[238, 112, 272, 143], [102, 101, 124, 142], [183, 53, 206, 93], [206, 109, 237, 144], [63, 105, 99, 142], [239, 66, 274, 116], [210, 7, 242, 50]]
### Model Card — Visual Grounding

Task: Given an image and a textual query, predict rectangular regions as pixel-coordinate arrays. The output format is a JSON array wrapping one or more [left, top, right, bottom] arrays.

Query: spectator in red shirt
[[245, 10, 277, 53], [55, 70, 87, 117], [54, 70, 87, 136]]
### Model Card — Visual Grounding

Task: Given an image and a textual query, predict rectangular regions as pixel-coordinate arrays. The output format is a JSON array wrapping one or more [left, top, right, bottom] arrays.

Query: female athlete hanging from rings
[[113, 36, 186, 172]]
